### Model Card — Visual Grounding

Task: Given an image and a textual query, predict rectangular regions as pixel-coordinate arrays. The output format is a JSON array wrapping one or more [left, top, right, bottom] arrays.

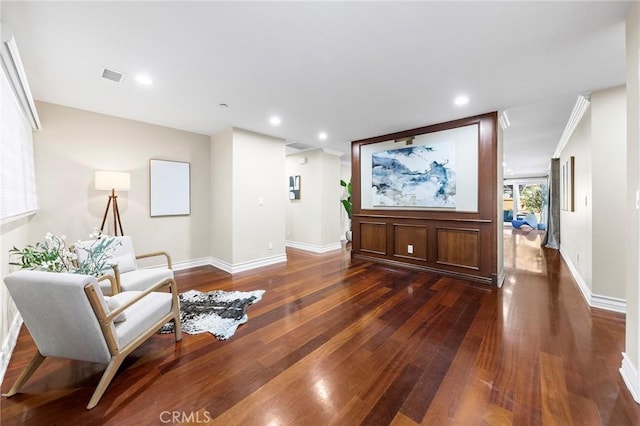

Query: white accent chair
[[75, 236, 174, 295], [3, 270, 182, 409]]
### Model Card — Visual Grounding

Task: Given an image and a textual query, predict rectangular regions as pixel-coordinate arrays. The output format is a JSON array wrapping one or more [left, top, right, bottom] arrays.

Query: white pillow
[[106, 291, 142, 323], [104, 296, 126, 322], [109, 251, 137, 274]]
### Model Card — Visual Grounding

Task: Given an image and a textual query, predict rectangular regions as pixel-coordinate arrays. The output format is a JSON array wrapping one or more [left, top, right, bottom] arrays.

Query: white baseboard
[[591, 294, 626, 313], [285, 240, 342, 254], [620, 353, 640, 403], [0, 313, 23, 386], [171, 257, 216, 271], [559, 247, 592, 305], [559, 247, 626, 314], [210, 254, 287, 274]]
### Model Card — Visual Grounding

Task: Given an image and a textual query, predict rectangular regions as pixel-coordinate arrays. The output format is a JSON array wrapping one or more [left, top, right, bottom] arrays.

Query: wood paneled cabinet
[[350, 112, 499, 285]]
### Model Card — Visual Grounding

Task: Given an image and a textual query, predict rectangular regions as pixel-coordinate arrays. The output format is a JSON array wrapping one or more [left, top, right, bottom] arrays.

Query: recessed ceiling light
[[135, 74, 153, 85], [318, 132, 328, 140], [454, 95, 469, 106], [270, 116, 281, 126]]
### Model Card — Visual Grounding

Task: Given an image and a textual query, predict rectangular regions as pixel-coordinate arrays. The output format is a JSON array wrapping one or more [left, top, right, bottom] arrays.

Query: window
[[0, 32, 40, 222]]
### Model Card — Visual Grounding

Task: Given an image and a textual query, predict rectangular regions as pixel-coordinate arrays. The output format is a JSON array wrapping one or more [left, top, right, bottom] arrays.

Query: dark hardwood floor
[[2, 229, 639, 425]]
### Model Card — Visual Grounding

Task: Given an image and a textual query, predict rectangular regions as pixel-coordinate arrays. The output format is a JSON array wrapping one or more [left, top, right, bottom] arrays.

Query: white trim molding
[[621, 353, 640, 403], [210, 254, 287, 274], [0, 25, 40, 130], [0, 313, 23, 385], [286, 240, 342, 254], [591, 294, 626, 313], [171, 257, 216, 271], [552, 93, 591, 159], [560, 247, 626, 314]]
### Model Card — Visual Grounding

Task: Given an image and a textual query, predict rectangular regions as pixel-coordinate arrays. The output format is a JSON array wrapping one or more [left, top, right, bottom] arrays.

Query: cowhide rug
[[158, 289, 265, 340]]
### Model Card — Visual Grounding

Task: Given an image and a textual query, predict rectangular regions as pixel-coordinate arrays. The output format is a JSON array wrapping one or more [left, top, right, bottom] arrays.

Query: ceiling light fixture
[[318, 132, 328, 141], [454, 95, 469, 106], [269, 116, 281, 126], [135, 74, 153, 85]]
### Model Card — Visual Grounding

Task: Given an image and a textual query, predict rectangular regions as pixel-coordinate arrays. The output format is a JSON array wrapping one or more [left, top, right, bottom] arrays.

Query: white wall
[[27, 102, 212, 266], [560, 107, 593, 292], [591, 86, 626, 300], [285, 149, 342, 252]]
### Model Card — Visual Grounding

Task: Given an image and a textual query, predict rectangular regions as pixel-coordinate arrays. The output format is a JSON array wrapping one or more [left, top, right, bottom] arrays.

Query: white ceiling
[[1, 1, 631, 178]]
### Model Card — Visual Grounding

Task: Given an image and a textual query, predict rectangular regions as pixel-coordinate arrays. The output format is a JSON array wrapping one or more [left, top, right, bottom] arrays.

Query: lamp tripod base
[[100, 189, 124, 236]]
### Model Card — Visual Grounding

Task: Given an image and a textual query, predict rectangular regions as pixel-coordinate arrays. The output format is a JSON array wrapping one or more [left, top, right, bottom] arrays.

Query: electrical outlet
[[577, 253, 580, 262], [407, 245, 414, 254], [268, 242, 273, 250]]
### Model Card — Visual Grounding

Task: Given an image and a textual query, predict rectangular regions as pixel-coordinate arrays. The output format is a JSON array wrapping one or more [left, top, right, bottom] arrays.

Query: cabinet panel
[[393, 224, 427, 261], [436, 228, 479, 270], [360, 222, 386, 255]]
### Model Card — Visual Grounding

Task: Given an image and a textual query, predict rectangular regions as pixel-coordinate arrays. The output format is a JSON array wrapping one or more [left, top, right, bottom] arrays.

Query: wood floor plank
[[2, 230, 640, 425]]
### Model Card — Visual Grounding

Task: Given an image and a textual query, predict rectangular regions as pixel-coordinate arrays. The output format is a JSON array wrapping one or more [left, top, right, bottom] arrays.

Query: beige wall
[[285, 149, 342, 250], [232, 129, 286, 264], [624, 1, 640, 387], [560, 107, 593, 291], [210, 128, 234, 263], [559, 86, 627, 305], [592, 85, 626, 299], [0, 216, 30, 382], [28, 102, 212, 266]]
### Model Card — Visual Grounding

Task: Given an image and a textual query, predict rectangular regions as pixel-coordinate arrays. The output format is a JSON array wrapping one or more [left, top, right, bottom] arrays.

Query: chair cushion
[[98, 268, 173, 295], [120, 269, 174, 292], [114, 291, 173, 348]]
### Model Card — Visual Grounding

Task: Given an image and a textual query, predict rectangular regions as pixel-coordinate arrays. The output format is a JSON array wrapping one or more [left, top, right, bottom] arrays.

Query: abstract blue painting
[[372, 142, 456, 207]]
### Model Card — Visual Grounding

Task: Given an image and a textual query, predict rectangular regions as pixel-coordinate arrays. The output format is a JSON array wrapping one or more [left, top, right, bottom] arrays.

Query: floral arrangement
[[9, 229, 121, 277]]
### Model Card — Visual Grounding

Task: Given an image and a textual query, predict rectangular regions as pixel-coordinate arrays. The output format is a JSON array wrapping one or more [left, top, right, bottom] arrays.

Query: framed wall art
[[149, 159, 191, 217]]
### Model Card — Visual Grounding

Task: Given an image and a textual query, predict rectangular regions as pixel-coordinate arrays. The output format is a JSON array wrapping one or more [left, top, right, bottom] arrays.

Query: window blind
[[0, 28, 39, 222]]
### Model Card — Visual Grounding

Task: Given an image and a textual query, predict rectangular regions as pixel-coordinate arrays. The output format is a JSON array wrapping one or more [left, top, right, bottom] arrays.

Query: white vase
[[345, 230, 352, 242]]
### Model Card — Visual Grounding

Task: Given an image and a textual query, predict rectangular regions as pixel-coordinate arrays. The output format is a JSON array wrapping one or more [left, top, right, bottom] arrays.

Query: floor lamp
[[95, 171, 130, 236]]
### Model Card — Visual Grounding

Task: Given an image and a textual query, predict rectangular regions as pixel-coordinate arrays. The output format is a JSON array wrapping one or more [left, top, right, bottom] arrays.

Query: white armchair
[[75, 235, 174, 295], [3, 270, 182, 409]]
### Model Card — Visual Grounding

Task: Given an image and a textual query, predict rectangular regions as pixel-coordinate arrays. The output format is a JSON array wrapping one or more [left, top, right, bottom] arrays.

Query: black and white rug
[[158, 289, 265, 340]]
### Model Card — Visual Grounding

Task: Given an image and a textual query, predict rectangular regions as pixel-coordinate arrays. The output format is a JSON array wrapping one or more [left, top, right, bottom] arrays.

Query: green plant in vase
[[340, 179, 352, 241], [9, 229, 120, 277]]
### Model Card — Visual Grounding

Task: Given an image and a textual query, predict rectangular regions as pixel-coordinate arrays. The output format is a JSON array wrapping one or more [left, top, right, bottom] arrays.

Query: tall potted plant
[[340, 179, 353, 241]]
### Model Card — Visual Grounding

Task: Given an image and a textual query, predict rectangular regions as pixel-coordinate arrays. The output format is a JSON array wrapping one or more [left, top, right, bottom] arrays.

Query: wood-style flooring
[[2, 229, 639, 425]]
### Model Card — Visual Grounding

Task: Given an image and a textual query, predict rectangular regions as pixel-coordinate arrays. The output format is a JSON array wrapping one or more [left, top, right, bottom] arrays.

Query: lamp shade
[[95, 171, 131, 191]]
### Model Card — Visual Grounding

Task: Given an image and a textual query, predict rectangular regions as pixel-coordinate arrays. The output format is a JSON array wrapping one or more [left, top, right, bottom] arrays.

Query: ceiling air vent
[[101, 68, 124, 83]]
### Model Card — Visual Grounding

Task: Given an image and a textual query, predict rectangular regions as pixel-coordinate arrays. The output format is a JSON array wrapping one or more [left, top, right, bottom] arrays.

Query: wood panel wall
[[350, 112, 498, 285]]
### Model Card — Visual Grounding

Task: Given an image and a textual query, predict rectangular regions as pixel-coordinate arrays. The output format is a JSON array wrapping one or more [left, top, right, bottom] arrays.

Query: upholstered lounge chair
[[3, 270, 182, 409], [512, 213, 539, 229], [75, 235, 174, 295]]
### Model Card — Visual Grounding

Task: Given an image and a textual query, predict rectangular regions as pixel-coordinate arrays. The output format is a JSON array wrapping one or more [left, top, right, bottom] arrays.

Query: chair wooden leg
[[5, 351, 46, 397], [171, 285, 182, 342], [173, 310, 182, 342], [86, 355, 125, 410]]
